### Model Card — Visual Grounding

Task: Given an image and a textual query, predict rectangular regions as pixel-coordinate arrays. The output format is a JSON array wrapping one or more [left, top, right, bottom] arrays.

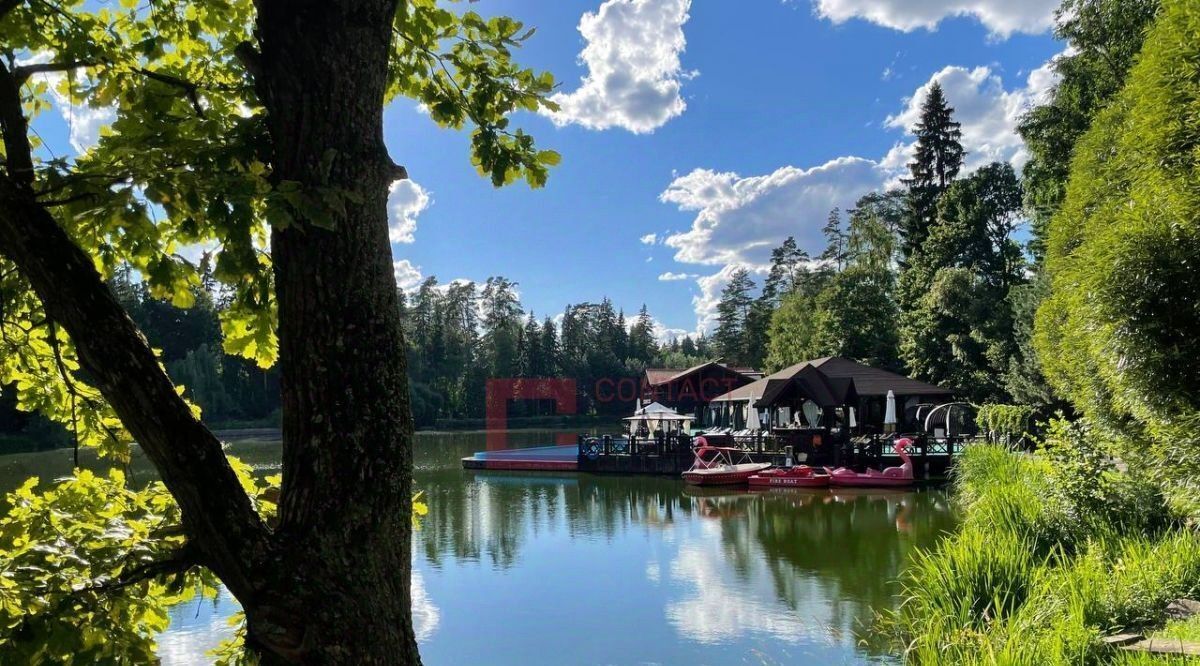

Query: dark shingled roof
[[711, 357, 951, 402], [754, 365, 859, 408], [643, 361, 756, 387]]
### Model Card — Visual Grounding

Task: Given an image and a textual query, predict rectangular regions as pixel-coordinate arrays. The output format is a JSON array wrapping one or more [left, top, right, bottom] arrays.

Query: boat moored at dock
[[680, 441, 771, 486], [748, 465, 830, 488]]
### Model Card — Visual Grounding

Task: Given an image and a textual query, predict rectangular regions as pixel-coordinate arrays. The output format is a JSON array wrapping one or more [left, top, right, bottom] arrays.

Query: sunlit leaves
[[391, 0, 559, 188], [0, 469, 212, 664], [1036, 0, 1200, 476], [0, 462, 280, 664], [0, 270, 133, 460]]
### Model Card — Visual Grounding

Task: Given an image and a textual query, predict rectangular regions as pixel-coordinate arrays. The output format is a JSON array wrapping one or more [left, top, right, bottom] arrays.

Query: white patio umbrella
[[884, 390, 897, 433], [849, 407, 857, 429]]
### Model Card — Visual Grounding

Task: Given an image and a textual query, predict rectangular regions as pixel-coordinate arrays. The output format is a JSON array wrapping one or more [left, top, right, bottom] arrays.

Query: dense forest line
[[0, 268, 719, 451]]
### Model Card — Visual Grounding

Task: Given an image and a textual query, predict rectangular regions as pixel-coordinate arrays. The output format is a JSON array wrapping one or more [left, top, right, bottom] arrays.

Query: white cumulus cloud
[[548, 0, 693, 133], [640, 232, 659, 245], [811, 0, 1059, 37], [657, 52, 1062, 334], [393, 259, 424, 292], [661, 157, 890, 268], [388, 180, 431, 244], [658, 271, 694, 281]]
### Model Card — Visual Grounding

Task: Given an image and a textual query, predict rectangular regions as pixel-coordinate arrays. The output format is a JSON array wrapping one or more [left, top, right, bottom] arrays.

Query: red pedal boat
[[681, 440, 771, 486], [748, 465, 830, 488], [825, 438, 915, 488]]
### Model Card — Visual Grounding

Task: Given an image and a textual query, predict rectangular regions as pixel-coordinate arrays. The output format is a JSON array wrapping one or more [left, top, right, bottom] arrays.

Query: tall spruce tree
[[713, 268, 756, 364], [539, 316, 560, 377], [819, 209, 848, 271], [901, 82, 964, 262], [629, 305, 657, 364]]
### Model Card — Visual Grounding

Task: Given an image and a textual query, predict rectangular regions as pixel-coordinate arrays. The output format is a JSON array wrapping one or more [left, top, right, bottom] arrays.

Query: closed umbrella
[[746, 400, 761, 431], [802, 400, 820, 427], [884, 390, 897, 433]]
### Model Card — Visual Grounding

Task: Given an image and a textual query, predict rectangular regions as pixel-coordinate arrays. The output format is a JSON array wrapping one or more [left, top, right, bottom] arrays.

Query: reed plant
[[885, 443, 1200, 664]]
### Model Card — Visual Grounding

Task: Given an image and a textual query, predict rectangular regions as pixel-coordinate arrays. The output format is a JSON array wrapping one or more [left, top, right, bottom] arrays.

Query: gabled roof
[[755, 365, 858, 409], [644, 368, 678, 385], [809, 357, 949, 396], [710, 357, 950, 402], [643, 360, 756, 387]]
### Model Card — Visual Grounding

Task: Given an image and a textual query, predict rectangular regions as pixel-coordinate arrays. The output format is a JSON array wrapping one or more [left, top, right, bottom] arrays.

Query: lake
[[0, 429, 957, 665]]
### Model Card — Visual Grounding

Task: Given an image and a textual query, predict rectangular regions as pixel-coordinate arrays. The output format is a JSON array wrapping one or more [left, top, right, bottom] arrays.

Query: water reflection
[[0, 429, 956, 664], [411, 432, 956, 664]]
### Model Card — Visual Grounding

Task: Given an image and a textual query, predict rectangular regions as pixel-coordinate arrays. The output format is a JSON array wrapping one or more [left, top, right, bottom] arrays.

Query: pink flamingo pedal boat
[[748, 465, 830, 488], [824, 438, 915, 488], [681, 439, 772, 486]]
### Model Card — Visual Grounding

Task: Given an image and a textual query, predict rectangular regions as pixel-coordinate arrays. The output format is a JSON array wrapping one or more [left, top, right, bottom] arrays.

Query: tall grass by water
[[885, 441, 1200, 665]]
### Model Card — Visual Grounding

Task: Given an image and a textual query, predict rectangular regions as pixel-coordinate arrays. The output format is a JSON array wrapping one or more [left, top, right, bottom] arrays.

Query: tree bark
[[244, 0, 421, 662]]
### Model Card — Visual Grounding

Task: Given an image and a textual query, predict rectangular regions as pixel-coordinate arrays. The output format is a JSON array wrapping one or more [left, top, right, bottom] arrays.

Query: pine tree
[[901, 81, 964, 261], [519, 313, 540, 376], [762, 236, 810, 304], [481, 277, 523, 378], [819, 209, 848, 271], [539, 316, 560, 377], [628, 305, 657, 364], [680, 335, 697, 357], [614, 309, 629, 362], [713, 268, 756, 364]]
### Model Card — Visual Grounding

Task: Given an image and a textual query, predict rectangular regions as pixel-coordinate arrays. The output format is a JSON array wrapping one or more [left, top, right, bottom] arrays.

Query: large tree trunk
[[244, 0, 421, 662]]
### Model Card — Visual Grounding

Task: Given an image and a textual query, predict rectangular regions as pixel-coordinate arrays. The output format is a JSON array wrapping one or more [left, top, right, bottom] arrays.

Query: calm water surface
[[0, 430, 957, 665]]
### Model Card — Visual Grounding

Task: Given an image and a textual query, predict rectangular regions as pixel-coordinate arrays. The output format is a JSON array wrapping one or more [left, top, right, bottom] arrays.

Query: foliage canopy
[[1035, 0, 1200, 479]]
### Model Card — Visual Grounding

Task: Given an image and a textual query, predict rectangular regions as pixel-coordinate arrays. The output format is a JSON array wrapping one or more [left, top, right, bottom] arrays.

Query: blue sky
[[33, 0, 1066, 340], [381, 0, 1063, 339]]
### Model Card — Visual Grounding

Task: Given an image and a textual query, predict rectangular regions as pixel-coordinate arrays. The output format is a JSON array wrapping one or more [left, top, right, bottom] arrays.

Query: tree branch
[[75, 545, 198, 596], [12, 60, 98, 83], [0, 176, 272, 602], [136, 67, 206, 118], [0, 59, 34, 187]]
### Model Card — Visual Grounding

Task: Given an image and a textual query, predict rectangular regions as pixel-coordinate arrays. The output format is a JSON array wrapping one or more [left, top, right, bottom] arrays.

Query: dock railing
[[578, 430, 979, 478]]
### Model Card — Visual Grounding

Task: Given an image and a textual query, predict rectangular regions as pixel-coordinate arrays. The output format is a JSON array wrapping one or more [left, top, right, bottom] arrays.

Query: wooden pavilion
[[641, 360, 759, 422]]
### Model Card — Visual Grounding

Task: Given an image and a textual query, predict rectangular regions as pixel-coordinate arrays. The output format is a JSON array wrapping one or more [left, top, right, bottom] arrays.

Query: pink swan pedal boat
[[824, 438, 915, 488], [748, 465, 830, 488]]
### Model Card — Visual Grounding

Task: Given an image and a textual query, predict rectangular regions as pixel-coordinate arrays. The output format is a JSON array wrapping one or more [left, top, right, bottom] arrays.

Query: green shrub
[[1035, 0, 1200, 486], [1040, 418, 1179, 536], [976, 404, 1037, 445]]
